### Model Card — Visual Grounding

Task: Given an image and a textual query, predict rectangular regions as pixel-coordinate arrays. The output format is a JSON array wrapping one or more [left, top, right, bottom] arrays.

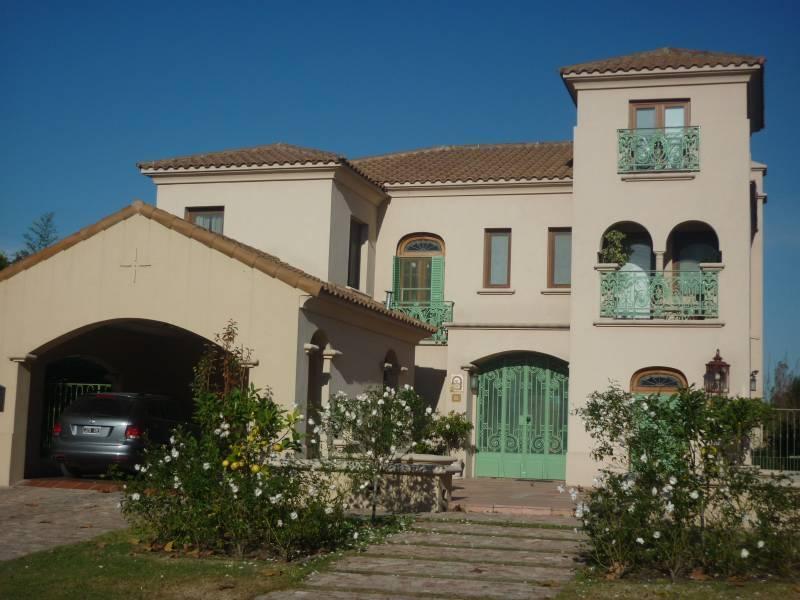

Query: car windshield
[[66, 395, 134, 418]]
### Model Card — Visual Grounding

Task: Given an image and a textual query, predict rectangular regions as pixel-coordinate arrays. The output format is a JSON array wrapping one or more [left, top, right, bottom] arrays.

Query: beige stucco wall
[[0, 214, 302, 486], [153, 171, 336, 282], [567, 71, 763, 485]]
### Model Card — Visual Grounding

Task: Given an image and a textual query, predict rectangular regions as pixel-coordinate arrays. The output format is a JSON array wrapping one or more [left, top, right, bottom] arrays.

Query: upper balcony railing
[[617, 127, 700, 173], [389, 300, 454, 344], [599, 268, 719, 320]]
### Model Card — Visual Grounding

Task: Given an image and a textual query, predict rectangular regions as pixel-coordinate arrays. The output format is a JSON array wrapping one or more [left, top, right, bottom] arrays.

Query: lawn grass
[[0, 529, 335, 600], [556, 574, 799, 599]]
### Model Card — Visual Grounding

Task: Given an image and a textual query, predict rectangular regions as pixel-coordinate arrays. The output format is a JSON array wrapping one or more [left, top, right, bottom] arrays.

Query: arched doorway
[[474, 352, 569, 480], [25, 319, 210, 477]]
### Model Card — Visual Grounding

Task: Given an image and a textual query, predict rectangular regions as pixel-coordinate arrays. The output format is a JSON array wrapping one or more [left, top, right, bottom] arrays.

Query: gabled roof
[[560, 47, 764, 75], [352, 142, 573, 185], [137, 143, 342, 171], [0, 201, 436, 334]]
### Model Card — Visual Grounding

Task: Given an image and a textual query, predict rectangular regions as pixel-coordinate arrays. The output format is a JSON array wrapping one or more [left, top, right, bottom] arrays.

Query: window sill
[[620, 172, 696, 182], [477, 288, 515, 295], [541, 288, 571, 295]]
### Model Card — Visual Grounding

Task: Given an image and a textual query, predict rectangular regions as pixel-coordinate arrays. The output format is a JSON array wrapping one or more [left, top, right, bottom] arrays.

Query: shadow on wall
[[415, 366, 447, 406]]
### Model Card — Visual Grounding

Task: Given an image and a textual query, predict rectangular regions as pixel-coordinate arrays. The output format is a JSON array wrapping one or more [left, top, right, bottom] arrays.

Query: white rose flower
[[556, 484, 565, 494], [653, 531, 661, 539], [277, 519, 283, 528], [169, 436, 175, 444], [131, 493, 141, 501], [307, 417, 315, 426], [757, 540, 765, 549], [290, 511, 298, 520], [690, 490, 700, 500], [741, 548, 750, 558], [213, 428, 222, 435], [651, 487, 658, 496], [203, 462, 210, 470], [377, 399, 384, 405], [665, 502, 674, 514], [134, 464, 141, 471], [164, 456, 172, 463], [669, 476, 677, 485], [171, 449, 179, 458], [324, 506, 334, 515], [425, 407, 432, 415], [353, 532, 359, 540], [636, 537, 644, 545], [254, 488, 263, 497]]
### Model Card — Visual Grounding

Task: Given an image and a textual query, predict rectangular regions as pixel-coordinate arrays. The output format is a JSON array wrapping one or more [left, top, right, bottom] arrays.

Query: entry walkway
[[258, 512, 586, 600], [0, 484, 125, 561], [451, 477, 576, 516]]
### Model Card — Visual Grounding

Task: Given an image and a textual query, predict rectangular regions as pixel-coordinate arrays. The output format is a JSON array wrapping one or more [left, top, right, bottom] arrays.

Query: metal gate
[[475, 354, 568, 479]]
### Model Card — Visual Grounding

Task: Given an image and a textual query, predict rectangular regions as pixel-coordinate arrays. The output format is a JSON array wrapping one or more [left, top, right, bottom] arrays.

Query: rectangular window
[[185, 207, 224, 234], [484, 229, 511, 288], [548, 228, 572, 288], [630, 100, 689, 129], [347, 219, 366, 289]]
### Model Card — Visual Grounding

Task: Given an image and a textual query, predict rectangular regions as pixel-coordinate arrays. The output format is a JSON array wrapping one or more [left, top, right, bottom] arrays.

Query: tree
[[0, 251, 8, 271], [15, 212, 58, 261], [769, 360, 800, 409]]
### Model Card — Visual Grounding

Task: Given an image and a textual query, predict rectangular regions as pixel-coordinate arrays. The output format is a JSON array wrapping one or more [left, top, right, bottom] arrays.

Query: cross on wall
[[119, 249, 152, 284]]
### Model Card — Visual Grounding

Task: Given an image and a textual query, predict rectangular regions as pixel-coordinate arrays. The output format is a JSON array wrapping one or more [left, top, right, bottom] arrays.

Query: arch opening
[[631, 366, 688, 393], [665, 221, 721, 271], [600, 221, 654, 270], [24, 318, 211, 478]]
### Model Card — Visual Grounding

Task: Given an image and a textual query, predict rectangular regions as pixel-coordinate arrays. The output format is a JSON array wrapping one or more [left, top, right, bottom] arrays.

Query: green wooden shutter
[[430, 256, 445, 303], [392, 256, 401, 304]]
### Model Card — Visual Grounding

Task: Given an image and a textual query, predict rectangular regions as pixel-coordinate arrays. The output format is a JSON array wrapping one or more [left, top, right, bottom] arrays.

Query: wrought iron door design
[[475, 355, 568, 479]]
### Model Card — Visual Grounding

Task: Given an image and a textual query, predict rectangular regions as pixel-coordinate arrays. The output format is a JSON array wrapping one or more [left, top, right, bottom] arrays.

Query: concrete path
[[0, 484, 125, 561], [257, 513, 586, 600]]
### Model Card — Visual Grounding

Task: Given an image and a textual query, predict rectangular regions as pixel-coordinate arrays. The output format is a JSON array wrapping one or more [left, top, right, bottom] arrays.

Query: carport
[[0, 201, 434, 486]]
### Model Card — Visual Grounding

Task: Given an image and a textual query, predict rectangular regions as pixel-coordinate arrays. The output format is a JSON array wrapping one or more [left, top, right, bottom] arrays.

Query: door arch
[[474, 352, 569, 480]]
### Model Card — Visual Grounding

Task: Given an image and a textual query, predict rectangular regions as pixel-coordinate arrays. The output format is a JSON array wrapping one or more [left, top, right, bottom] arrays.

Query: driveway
[[0, 483, 125, 561]]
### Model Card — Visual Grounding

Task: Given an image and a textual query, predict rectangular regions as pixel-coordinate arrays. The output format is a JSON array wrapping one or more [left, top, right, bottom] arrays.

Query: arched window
[[630, 367, 687, 393], [393, 234, 445, 304]]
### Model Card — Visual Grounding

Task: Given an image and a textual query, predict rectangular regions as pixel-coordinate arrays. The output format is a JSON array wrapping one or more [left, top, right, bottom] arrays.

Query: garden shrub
[[120, 322, 352, 559], [318, 384, 434, 521], [574, 385, 800, 580], [416, 411, 474, 455]]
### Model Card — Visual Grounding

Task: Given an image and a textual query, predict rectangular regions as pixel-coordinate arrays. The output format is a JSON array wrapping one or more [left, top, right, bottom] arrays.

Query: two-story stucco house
[[0, 48, 767, 487]]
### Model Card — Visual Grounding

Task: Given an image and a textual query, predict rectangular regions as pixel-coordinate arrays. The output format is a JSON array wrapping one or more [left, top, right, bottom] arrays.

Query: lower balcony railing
[[599, 269, 719, 320], [390, 300, 454, 344], [618, 126, 700, 173]]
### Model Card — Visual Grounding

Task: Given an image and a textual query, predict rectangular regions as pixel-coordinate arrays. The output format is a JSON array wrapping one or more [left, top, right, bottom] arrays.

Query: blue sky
[[1, 0, 798, 372]]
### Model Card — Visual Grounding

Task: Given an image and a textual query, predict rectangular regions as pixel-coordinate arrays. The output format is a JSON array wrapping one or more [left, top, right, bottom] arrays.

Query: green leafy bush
[[424, 411, 474, 455], [600, 230, 630, 266], [120, 322, 351, 559], [573, 385, 800, 580]]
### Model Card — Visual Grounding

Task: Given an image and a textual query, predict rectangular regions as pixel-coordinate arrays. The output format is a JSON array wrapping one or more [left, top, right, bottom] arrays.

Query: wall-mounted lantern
[[750, 370, 759, 393], [470, 373, 480, 395], [703, 349, 730, 395]]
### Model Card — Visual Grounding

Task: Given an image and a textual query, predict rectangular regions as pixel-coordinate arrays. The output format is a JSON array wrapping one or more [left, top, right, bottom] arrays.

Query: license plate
[[82, 426, 101, 434]]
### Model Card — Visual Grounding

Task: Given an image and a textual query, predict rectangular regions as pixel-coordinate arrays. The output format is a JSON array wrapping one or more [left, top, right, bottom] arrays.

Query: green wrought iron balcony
[[617, 127, 700, 173], [599, 269, 719, 320], [390, 300, 454, 344]]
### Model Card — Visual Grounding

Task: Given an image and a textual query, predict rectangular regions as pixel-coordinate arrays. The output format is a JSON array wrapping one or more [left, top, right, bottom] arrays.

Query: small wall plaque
[[450, 375, 463, 392], [451, 393, 461, 403]]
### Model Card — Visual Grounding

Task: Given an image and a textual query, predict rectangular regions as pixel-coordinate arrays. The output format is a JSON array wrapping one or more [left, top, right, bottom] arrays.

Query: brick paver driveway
[[0, 484, 125, 561]]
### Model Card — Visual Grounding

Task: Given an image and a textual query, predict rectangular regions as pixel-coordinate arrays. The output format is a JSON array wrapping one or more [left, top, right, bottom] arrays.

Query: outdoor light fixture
[[703, 349, 730, 395], [470, 373, 479, 394], [750, 370, 759, 393], [384, 290, 394, 308]]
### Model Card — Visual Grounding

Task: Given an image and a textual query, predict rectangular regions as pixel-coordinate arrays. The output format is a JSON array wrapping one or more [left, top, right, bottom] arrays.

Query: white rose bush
[[571, 385, 799, 580], [119, 322, 352, 559]]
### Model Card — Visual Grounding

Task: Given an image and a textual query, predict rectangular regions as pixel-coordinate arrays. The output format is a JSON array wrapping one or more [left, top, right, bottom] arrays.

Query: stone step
[[417, 512, 580, 528], [255, 589, 423, 600], [365, 543, 580, 569], [330, 555, 575, 583], [412, 521, 586, 541], [303, 571, 560, 600], [388, 531, 583, 553]]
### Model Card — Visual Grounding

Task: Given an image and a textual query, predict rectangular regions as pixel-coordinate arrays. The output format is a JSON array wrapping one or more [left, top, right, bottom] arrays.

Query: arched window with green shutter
[[393, 234, 445, 304]]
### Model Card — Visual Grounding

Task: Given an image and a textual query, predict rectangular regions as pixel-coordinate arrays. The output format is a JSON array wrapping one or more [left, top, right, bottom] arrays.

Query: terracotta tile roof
[[561, 47, 764, 75], [137, 143, 342, 171], [0, 201, 436, 335], [352, 142, 573, 185]]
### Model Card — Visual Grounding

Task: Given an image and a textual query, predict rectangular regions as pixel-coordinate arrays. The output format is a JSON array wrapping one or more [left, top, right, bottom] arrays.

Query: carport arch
[[19, 318, 217, 478]]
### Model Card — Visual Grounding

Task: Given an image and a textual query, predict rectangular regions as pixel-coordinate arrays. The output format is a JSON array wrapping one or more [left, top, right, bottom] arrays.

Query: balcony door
[[392, 235, 444, 305]]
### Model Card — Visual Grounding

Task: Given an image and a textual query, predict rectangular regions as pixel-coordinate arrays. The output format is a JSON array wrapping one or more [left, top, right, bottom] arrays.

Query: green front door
[[475, 354, 568, 480]]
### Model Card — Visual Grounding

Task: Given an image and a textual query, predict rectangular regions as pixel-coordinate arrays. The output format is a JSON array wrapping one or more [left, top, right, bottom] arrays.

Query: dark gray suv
[[51, 392, 187, 477]]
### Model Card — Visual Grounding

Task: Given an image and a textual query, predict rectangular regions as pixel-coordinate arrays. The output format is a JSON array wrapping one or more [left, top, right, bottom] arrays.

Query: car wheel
[[59, 464, 82, 478]]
